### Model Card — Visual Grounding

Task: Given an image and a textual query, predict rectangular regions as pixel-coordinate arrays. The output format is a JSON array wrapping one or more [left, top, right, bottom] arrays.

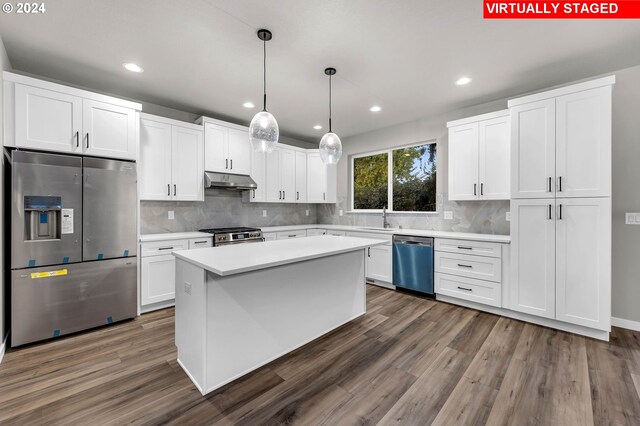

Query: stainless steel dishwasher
[[392, 235, 434, 295]]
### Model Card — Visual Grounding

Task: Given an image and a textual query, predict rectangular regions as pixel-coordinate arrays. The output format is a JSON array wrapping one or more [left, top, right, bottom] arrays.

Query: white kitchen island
[[172, 235, 385, 395]]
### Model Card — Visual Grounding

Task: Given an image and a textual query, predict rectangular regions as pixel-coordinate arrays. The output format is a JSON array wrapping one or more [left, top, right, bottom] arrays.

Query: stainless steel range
[[199, 227, 264, 246]]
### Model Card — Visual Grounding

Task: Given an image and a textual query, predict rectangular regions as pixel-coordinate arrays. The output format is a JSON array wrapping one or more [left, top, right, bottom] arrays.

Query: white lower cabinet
[[366, 244, 392, 283], [140, 236, 212, 312], [435, 273, 502, 308]]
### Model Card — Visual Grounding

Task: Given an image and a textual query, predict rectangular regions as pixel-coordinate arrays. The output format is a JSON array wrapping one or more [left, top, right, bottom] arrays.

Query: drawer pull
[[288, 235, 296, 238], [457, 286, 473, 292], [457, 263, 473, 268], [193, 241, 208, 245], [158, 246, 174, 251], [457, 246, 473, 250]]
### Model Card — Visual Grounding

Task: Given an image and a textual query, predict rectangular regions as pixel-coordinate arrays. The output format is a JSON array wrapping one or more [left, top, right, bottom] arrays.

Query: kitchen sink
[[358, 227, 399, 231]]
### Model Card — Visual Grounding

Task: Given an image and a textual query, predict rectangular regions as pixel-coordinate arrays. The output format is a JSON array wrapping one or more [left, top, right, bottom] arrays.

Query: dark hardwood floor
[[2, 285, 640, 425]]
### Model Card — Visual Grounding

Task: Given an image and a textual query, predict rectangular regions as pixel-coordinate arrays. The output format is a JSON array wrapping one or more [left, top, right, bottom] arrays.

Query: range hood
[[204, 171, 257, 191]]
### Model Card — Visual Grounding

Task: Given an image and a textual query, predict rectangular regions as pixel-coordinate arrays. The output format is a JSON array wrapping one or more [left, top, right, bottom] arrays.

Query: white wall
[[0, 35, 12, 354]]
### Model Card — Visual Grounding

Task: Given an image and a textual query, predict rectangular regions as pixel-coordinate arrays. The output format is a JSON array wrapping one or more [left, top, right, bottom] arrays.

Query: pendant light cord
[[329, 74, 332, 132], [263, 39, 267, 111]]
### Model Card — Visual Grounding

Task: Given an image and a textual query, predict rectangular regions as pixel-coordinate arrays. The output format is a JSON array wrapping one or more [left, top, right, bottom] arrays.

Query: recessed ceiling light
[[456, 77, 472, 86], [370, 105, 382, 112], [122, 62, 143, 73], [313, 125, 323, 130], [243, 102, 255, 109]]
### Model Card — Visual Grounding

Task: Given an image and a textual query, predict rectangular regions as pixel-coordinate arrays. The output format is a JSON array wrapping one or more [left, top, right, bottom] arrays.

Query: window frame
[[350, 139, 437, 213]]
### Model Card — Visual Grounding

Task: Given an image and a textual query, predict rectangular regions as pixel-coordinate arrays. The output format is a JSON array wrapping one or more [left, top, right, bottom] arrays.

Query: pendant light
[[249, 29, 279, 153], [319, 67, 342, 164]]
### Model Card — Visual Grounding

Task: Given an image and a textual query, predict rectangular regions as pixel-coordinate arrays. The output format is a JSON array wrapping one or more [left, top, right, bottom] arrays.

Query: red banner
[[484, 1, 640, 18]]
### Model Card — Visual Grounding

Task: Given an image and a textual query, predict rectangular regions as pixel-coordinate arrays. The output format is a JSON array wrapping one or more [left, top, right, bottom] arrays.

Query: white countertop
[[172, 235, 386, 276], [140, 232, 212, 242], [260, 224, 510, 243]]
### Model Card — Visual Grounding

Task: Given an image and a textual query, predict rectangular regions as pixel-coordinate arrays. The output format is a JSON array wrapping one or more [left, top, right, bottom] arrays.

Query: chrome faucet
[[382, 206, 391, 229]]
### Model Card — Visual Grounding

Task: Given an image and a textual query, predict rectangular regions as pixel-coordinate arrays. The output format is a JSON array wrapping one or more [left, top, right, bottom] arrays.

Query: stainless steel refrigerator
[[8, 150, 137, 347]]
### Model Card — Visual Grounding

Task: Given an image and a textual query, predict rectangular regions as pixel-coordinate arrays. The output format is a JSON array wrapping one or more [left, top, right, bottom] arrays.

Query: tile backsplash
[[140, 189, 318, 234]]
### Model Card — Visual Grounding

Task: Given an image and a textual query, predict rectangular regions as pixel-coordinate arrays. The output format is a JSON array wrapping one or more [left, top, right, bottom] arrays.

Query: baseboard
[[0, 333, 7, 365], [612, 316, 640, 332]]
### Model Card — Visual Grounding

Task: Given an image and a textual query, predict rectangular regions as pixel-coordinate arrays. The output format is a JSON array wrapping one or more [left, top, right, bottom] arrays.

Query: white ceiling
[[1, 0, 639, 142]]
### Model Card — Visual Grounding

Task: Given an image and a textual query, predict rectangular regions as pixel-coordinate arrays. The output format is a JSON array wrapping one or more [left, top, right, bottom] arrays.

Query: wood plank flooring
[[2, 285, 640, 425]]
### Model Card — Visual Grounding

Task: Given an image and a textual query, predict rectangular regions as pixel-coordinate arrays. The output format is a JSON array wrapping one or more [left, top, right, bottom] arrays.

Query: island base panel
[[175, 249, 367, 395]]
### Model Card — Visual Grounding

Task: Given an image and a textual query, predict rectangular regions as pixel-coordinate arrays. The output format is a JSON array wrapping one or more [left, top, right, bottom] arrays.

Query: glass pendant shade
[[319, 132, 342, 164], [249, 110, 279, 153]]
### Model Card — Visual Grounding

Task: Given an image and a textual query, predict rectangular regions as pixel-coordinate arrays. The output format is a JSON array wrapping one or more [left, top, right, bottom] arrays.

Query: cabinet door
[[479, 116, 510, 200], [249, 149, 266, 202], [509, 199, 556, 319], [204, 123, 228, 172], [556, 86, 611, 198], [141, 254, 176, 306], [295, 151, 307, 203], [15, 84, 82, 153], [279, 148, 296, 203], [139, 119, 173, 200], [265, 149, 281, 202], [82, 99, 136, 160], [367, 244, 392, 283], [227, 129, 251, 175], [171, 125, 204, 201], [555, 198, 610, 330], [448, 123, 479, 200], [511, 99, 556, 199], [307, 152, 326, 203]]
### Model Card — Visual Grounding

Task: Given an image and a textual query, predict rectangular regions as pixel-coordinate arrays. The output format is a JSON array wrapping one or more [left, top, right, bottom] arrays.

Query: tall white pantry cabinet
[[509, 76, 614, 333]]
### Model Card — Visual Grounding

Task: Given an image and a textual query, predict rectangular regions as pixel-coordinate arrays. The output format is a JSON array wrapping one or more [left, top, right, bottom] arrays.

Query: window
[[352, 141, 437, 212]]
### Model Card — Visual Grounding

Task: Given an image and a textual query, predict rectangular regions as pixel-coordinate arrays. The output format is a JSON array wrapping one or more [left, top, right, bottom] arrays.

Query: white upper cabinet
[[82, 99, 137, 160], [264, 147, 296, 203], [139, 119, 172, 200], [510, 99, 557, 199], [510, 78, 613, 199], [15, 84, 83, 153], [171, 125, 204, 201], [447, 110, 510, 201], [201, 119, 251, 174], [6, 73, 140, 159], [448, 122, 479, 200], [295, 151, 307, 203], [307, 151, 337, 203], [555, 86, 611, 198], [555, 197, 611, 330], [139, 114, 204, 201], [479, 115, 510, 200], [509, 198, 556, 319]]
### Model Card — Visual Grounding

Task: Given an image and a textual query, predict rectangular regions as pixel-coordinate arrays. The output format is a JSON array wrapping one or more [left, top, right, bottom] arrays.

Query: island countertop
[[172, 235, 385, 277]]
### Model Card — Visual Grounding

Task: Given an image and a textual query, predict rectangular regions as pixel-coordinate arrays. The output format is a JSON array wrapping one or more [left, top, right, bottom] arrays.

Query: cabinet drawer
[[434, 238, 502, 258], [276, 230, 307, 239], [435, 273, 501, 307], [189, 237, 212, 249], [435, 252, 501, 283], [346, 231, 392, 244], [141, 239, 189, 257]]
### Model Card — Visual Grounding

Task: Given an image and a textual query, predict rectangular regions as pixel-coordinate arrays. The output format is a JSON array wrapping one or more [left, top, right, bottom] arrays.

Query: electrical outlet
[[262, 210, 267, 217], [184, 282, 192, 295], [444, 211, 453, 220], [625, 213, 640, 225], [506, 212, 511, 222], [339, 210, 344, 216], [305, 209, 309, 216], [168, 211, 175, 220]]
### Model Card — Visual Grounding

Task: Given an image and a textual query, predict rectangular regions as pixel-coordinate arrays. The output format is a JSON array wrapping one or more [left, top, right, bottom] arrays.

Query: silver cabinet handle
[[473, 183, 477, 196], [548, 204, 552, 220], [168, 184, 171, 196], [558, 204, 563, 220], [86, 133, 89, 149], [457, 264, 473, 268], [158, 246, 174, 251], [297, 191, 299, 201], [225, 159, 228, 169], [288, 235, 296, 238], [230, 159, 233, 170], [457, 246, 473, 250], [368, 247, 371, 257], [323, 192, 326, 201], [283, 191, 285, 200], [279, 190, 282, 200], [75, 131, 79, 148], [480, 183, 484, 196], [193, 241, 208, 245], [548, 177, 552, 192], [174, 184, 177, 196], [253, 190, 255, 199], [457, 286, 473, 292], [558, 176, 562, 192]]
